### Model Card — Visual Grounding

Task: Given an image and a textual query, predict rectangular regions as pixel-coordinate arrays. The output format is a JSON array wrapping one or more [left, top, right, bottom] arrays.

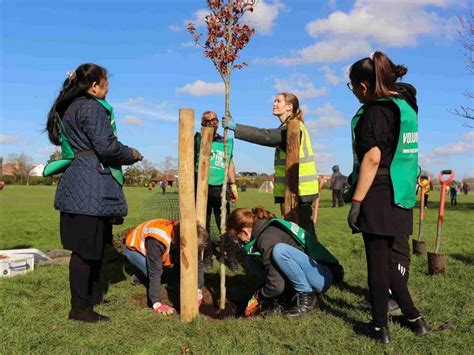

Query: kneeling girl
[[226, 207, 343, 317]]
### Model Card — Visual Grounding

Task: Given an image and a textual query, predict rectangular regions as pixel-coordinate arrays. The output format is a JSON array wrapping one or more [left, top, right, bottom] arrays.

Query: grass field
[[1, 186, 473, 354]]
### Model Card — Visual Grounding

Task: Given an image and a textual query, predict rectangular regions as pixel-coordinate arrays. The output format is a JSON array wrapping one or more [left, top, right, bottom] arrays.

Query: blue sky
[[1, 0, 473, 178]]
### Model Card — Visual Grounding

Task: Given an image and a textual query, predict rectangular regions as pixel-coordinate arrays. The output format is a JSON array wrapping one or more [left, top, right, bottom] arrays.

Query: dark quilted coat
[[54, 95, 136, 217]]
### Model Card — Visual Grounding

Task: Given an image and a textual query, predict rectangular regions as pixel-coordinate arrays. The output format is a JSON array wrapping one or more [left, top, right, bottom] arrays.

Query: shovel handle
[[438, 170, 455, 185]]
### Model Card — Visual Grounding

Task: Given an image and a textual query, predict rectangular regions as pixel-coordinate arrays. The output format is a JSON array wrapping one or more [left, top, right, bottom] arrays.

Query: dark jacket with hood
[[54, 95, 136, 217], [251, 219, 304, 299], [330, 165, 346, 190]]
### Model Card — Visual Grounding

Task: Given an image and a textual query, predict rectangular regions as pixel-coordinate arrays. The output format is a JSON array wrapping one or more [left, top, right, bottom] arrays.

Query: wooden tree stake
[[178, 108, 198, 322], [284, 119, 300, 223], [196, 126, 214, 251]]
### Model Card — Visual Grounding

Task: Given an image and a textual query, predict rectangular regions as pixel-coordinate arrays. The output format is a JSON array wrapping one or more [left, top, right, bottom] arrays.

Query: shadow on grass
[[444, 202, 474, 211], [450, 253, 474, 266], [334, 281, 368, 299], [2, 244, 33, 250], [414, 201, 474, 211], [101, 244, 128, 296], [320, 294, 370, 326]]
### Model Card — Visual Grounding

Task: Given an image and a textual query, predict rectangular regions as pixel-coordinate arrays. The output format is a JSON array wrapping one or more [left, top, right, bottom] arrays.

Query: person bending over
[[122, 219, 207, 315]]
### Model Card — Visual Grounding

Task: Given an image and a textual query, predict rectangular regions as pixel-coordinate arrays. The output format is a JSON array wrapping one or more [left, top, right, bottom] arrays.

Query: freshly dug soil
[[130, 286, 239, 320]]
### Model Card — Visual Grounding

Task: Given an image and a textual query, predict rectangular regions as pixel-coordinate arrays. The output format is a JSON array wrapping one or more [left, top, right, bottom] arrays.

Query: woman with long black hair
[[45, 63, 142, 322], [346, 52, 429, 343]]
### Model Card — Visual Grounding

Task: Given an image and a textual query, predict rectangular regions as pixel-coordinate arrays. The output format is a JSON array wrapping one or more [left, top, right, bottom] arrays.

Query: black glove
[[347, 200, 361, 232], [130, 148, 143, 162]]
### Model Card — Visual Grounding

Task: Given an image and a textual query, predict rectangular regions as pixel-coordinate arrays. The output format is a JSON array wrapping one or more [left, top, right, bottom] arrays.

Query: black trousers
[[450, 197, 457, 206], [204, 186, 237, 261], [332, 189, 344, 207], [69, 253, 103, 309], [363, 233, 420, 327]]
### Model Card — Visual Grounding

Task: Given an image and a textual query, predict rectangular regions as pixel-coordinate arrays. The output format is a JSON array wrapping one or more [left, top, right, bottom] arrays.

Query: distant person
[[462, 182, 470, 195], [450, 184, 457, 206], [147, 182, 154, 191], [418, 176, 432, 209], [44, 63, 143, 323], [330, 165, 345, 208], [241, 182, 247, 192], [223, 93, 319, 236], [122, 219, 207, 315], [226, 207, 343, 318], [0, 181, 5, 190], [160, 178, 167, 195], [345, 52, 429, 344], [195, 111, 239, 271]]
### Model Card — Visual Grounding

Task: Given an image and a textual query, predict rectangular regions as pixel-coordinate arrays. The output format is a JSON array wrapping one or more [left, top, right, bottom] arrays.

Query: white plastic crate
[[0, 253, 35, 277]]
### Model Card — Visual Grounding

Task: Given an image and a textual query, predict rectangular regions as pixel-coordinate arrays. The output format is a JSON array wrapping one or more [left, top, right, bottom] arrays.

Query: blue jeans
[[123, 244, 148, 277], [272, 243, 333, 293]]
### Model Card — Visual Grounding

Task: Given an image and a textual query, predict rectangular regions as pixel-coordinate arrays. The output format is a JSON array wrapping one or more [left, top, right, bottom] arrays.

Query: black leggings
[[69, 253, 103, 309], [363, 233, 420, 327]]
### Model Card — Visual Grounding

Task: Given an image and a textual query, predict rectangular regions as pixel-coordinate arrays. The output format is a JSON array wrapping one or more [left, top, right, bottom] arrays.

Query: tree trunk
[[219, 0, 234, 311], [219, 78, 231, 311], [178, 108, 199, 322], [284, 119, 300, 223]]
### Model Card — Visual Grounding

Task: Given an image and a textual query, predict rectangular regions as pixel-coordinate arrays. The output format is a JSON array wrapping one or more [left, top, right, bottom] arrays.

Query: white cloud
[[420, 131, 474, 170], [319, 65, 345, 85], [122, 115, 143, 127], [0, 134, 18, 144], [114, 97, 176, 122], [38, 145, 57, 154], [305, 103, 348, 130], [181, 41, 198, 48], [267, 0, 458, 64], [273, 74, 327, 99], [275, 38, 372, 65], [327, 0, 337, 10], [244, 0, 285, 35], [168, 24, 183, 32], [431, 131, 474, 155], [176, 80, 225, 96], [185, 8, 209, 29]]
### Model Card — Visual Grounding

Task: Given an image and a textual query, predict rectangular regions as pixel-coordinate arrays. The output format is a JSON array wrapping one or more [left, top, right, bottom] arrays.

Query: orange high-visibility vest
[[125, 219, 176, 267]]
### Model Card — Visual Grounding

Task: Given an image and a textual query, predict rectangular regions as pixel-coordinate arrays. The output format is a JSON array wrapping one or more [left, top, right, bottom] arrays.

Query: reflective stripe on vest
[[242, 218, 339, 265], [273, 122, 319, 198], [125, 219, 176, 267], [350, 98, 418, 208]]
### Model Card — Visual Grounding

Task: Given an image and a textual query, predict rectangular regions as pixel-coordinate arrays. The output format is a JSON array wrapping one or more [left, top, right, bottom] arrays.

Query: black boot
[[356, 323, 391, 344], [285, 292, 318, 318], [203, 239, 214, 269], [69, 298, 110, 323], [203, 255, 213, 269], [261, 298, 284, 317], [228, 258, 241, 272], [409, 317, 430, 336], [68, 308, 110, 323], [369, 326, 391, 344]]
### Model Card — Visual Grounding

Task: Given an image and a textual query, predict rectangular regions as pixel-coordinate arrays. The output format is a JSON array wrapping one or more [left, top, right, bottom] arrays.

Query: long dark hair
[[349, 51, 407, 99], [46, 63, 108, 145]]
